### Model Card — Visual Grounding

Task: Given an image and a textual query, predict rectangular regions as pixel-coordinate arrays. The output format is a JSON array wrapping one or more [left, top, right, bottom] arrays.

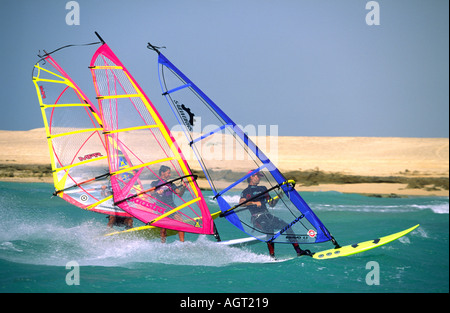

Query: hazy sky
[[1, 0, 448, 137]]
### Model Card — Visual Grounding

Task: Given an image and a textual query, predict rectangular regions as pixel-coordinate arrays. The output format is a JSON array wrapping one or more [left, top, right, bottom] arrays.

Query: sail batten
[[97, 94, 140, 100], [163, 83, 192, 95], [111, 157, 178, 176], [103, 124, 160, 134], [217, 165, 269, 198], [47, 128, 103, 139], [41, 103, 91, 108]]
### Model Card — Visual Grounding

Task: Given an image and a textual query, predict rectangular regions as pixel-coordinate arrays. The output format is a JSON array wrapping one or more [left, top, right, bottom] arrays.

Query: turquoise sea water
[[1, 181, 448, 295]]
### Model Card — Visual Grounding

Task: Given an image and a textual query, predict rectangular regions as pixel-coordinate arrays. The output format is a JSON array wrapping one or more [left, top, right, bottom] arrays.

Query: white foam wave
[[410, 204, 449, 214], [314, 204, 413, 213], [314, 202, 449, 214], [0, 219, 272, 267], [208, 195, 241, 205], [0, 241, 23, 252], [398, 236, 411, 244], [415, 227, 429, 238], [87, 235, 273, 267]]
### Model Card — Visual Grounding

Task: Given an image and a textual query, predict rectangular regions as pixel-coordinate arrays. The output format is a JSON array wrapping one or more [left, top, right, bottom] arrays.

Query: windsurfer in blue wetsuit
[[151, 165, 186, 243], [239, 171, 312, 258]]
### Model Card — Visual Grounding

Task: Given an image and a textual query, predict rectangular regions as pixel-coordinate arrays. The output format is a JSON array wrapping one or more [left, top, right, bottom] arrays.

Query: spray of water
[[0, 217, 278, 267]]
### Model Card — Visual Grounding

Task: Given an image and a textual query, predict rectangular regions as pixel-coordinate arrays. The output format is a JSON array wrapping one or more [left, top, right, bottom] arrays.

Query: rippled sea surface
[[1, 181, 448, 294]]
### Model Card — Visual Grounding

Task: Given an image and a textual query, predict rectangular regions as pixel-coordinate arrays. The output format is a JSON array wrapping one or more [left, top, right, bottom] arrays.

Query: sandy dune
[[1, 128, 448, 196], [274, 136, 449, 177]]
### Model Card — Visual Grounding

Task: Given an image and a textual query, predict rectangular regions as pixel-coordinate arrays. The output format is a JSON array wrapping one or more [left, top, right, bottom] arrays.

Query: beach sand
[[0, 128, 448, 197]]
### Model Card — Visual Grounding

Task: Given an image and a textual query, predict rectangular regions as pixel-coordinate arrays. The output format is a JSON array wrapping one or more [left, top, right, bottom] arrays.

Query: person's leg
[[267, 242, 275, 258], [107, 216, 115, 228], [160, 228, 167, 243]]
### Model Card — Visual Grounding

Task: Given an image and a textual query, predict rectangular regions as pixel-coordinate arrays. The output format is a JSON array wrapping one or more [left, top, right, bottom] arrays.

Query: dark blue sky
[[1, 0, 448, 137]]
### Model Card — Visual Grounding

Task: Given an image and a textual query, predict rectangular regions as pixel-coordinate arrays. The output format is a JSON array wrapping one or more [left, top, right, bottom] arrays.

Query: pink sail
[[90, 42, 213, 234]]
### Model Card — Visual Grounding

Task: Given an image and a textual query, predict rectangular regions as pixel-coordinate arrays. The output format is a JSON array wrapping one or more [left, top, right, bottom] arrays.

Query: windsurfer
[[239, 171, 312, 258], [102, 185, 134, 229], [151, 165, 186, 243]]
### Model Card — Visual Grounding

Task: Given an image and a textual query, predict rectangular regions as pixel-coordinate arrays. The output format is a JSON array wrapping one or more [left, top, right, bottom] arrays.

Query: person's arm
[[239, 197, 261, 207], [267, 196, 278, 207], [174, 184, 185, 196]]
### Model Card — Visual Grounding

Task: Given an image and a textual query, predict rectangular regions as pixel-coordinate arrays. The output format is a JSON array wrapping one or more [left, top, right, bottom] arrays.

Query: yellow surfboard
[[313, 224, 419, 260], [104, 224, 177, 239]]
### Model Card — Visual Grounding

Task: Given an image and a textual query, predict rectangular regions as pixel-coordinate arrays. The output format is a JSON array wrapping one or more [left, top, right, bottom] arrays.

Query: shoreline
[[1, 164, 448, 197], [1, 129, 448, 198]]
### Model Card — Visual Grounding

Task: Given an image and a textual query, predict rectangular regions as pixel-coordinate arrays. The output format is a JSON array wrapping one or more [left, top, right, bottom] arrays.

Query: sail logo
[[39, 86, 46, 99], [119, 158, 129, 169], [127, 195, 165, 214], [118, 155, 134, 182], [268, 214, 305, 242], [174, 100, 195, 131], [78, 152, 103, 162]]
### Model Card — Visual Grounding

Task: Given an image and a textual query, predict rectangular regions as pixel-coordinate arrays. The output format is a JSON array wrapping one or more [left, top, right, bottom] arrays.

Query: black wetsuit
[[240, 185, 291, 235], [240, 185, 306, 257], [151, 179, 177, 208]]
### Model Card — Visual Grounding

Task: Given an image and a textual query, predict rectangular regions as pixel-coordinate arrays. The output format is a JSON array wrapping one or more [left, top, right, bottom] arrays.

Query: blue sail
[[151, 46, 333, 245]]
